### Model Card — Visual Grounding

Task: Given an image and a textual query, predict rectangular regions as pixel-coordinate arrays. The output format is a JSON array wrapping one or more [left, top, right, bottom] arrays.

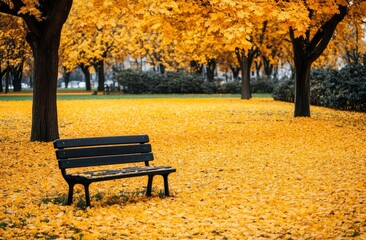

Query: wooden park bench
[[53, 134, 176, 207]]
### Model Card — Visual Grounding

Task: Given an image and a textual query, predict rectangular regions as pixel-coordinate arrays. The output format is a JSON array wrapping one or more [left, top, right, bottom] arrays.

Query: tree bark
[[11, 64, 23, 92], [80, 64, 91, 91], [28, 35, 60, 141], [235, 47, 257, 99], [262, 56, 273, 81], [206, 58, 216, 82], [254, 59, 262, 80], [294, 60, 311, 116], [5, 70, 10, 93], [94, 60, 105, 92]]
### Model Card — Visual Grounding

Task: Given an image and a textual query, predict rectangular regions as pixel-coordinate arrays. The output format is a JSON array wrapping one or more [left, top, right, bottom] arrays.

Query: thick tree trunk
[[291, 33, 312, 117], [263, 56, 273, 81], [236, 47, 257, 99], [29, 37, 60, 141], [241, 57, 251, 99], [11, 64, 23, 92], [294, 62, 311, 116], [80, 64, 91, 91], [206, 58, 216, 82], [94, 60, 105, 92], [290, 4, 347, 117]]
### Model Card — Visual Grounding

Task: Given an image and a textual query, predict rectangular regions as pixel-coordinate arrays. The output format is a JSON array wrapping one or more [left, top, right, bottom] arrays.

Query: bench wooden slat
[[58, 153, 154, 169], [54, 134, 149, 148], [56, 144, 152, 159], [71, 166, 176, 181]]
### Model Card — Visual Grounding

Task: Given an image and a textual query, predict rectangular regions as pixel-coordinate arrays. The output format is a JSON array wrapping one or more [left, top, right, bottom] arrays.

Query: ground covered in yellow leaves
[[0, 98, 365, 239]]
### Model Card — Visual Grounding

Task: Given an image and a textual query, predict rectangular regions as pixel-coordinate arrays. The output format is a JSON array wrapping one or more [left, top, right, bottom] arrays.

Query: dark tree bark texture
[[80, 64, 91, 91], [235, 47, 257, 99], [11, 64, 23, 92], [94, 60, 105, 92], [206, 58, 216, 82]]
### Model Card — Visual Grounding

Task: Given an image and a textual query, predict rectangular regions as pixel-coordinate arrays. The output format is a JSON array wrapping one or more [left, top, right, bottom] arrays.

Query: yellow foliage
[[0, 98, 365, 239]]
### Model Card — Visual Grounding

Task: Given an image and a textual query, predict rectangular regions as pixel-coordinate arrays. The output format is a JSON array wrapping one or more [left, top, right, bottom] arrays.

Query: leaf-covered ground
[[0, 98, 365, 239]]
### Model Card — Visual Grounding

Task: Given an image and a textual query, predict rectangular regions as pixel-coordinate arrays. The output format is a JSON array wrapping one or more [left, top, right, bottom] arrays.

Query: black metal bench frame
[[54, 134, 176, 207]]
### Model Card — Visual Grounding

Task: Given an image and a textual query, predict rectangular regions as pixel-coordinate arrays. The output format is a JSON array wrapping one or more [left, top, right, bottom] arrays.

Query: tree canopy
[[1, 0, 365, 140]]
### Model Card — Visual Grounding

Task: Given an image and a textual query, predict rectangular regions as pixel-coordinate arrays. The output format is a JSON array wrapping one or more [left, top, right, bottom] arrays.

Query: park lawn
[[0, 98, 365, 239], [0, 93, 271, 101]]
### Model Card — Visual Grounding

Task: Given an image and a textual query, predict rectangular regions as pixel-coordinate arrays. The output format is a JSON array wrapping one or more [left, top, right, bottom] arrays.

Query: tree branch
[[308, 4, 348, 63], [0, 1, 19, 16]]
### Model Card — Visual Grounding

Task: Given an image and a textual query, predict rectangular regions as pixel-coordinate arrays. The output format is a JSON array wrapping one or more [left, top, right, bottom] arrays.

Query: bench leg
[[146, 175, 154, 197], [84, 183, 91, 207], [162, 174, 170, 196], [67, 182, 75, 205]]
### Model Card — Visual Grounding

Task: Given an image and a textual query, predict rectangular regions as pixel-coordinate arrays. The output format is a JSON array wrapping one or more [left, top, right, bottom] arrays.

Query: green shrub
[[272, 63, 366, 112], [310, 68, 339, 106], [115, 69, 276, 95], [218, 79, 241, 94], [115, 70, 206, 94], [250, 79, 274, 93], [272, 78, 295, 102]]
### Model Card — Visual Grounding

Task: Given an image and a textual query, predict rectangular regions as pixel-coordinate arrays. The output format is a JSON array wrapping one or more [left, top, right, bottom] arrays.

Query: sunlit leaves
[[0, 98, 365, 238]]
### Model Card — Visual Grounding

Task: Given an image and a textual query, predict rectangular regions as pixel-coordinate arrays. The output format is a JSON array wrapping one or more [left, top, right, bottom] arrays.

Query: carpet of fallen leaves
[[0, 98, 365, 239]]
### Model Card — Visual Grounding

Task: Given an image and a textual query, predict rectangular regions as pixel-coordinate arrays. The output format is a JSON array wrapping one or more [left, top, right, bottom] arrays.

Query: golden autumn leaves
[[0, 98, 365, 239]]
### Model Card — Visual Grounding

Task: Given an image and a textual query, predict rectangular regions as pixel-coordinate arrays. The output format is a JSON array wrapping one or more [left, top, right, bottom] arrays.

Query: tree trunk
[[263, 56, 273, 81], [206, 58, 216, 82], [80, 64, 91, 91], [11, 64, 23, 92], [235, 47, 257, 99], [94, 60, 105, 92], [290, 5, 347, 117], [158, 63, 165, 74], [28, 36, 60, 141], [5, 70, 10, 93], [254, 60, 262, 80], [241, 57, 251, 99], [294, 62, 311, 116]]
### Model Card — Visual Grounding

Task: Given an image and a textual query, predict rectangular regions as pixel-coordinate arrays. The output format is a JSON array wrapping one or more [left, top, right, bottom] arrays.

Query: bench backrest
[[54, 135, 153, 169]]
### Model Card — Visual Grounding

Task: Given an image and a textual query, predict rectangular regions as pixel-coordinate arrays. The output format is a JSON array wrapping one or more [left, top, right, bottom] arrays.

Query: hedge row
[[115, 69, 273, 94], [273, 63, 366, 112]]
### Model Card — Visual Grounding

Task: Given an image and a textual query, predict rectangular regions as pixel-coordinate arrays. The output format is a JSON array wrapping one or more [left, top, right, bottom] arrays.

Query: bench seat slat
[[67, 166, 176, 182], [56, 144, 152, 159], [58, 153, 154, 169], [54, 135, 149, 148]]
